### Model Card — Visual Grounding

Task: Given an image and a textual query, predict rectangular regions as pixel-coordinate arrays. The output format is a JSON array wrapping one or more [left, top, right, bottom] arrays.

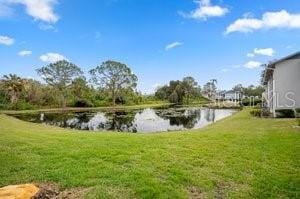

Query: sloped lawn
[[0, 109, 299, 198]]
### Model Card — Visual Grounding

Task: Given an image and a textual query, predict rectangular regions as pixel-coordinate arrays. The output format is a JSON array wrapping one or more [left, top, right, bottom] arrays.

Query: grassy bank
[[0, 109, 299, 198], [0, 102, 172, 114]]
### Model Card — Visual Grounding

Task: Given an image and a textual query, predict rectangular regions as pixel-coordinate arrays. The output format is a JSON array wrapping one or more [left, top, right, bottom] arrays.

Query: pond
[[11, 107, 236, 133]]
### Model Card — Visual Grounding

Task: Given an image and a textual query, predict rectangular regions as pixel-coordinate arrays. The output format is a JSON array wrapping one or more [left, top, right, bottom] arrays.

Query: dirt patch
[[215, 182, 230, 199], [188, 186, 205, 199], [33, 183, 89, 199]]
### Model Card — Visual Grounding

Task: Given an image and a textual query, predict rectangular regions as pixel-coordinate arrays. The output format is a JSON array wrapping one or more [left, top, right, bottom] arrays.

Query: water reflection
[[12, 107, 236, 133]]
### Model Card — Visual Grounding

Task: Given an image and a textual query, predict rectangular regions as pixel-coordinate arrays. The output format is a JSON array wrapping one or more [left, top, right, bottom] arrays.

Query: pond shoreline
[[10, 106, 237, 133], [0, 103, 173, 115]]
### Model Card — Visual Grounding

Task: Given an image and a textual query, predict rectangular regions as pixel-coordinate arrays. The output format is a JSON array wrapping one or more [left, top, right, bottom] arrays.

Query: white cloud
[[4, 0, 59, 23], [0, 35, 14, 45], [38, 23, 57, 31], [40, 52, 68, 63], [18, 50, 32, 56], [165, 42, 183, 51], [226, 10, 300, 34], [180, 0, 228, 20], [244, 61, 262, 69], [247, 53, 255, 57], [247, 48, 275, 58], [253, 48, 275, 56]]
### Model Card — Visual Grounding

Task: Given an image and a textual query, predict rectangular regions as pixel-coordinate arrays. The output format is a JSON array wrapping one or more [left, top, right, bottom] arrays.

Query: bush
[[250, 108, 270, 117], [242, 98, 262, 106], [298, 119, 300, 126], [72, 99, 93, 107], [8, 101, 35, 110], [275, 109, 295, 118], [250, 109, 261, 117]]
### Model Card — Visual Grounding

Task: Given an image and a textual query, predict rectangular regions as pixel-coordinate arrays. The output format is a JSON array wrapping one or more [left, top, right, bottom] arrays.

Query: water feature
[[11, 107, 236, 133]]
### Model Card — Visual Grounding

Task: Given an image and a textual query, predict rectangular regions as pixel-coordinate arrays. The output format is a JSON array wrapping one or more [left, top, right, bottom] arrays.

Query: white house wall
[[273, 58, 300, 110]]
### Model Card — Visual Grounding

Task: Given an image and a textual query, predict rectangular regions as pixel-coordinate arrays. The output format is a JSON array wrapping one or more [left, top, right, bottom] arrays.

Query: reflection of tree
[[204, 109, 215, 122], [105, 110, 137, 132], [156, 108, 201, 129], [44, 113, 75, 127]]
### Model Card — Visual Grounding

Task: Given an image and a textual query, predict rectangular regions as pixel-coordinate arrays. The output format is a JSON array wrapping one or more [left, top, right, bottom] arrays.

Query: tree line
[[0, 60, 146, 110], [0, 59, 265, 110]]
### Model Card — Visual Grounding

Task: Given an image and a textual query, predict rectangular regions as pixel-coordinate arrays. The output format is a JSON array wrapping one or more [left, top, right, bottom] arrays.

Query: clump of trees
[[155, 76, 203, 104], [0, 60, 147, 110], [232, 84, 264, 97]]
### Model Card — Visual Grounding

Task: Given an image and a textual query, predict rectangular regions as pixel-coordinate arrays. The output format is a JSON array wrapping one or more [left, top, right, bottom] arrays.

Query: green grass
[[0, 109, 299, 198]]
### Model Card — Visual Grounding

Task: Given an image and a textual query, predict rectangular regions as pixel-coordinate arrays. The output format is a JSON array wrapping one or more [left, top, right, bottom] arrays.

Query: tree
[[1, 74, 25, 104], [233, 84, 244, 93], [89, 60, 138, 106], [182, 76, 198, 104], [155, 77, 202, 104], [37, 60, 83, 107], [202, 79, 217, 100], [70, 77, 90, 99]]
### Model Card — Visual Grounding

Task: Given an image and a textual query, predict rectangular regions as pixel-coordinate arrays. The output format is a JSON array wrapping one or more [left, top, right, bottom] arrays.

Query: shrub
[[298, 119, 300, 126], [8, 101, 35, 110], [275, 109, 295, 118], [72, 99, 93, 107], [242, 98, 262, 106], [250, 109, 261, 117]]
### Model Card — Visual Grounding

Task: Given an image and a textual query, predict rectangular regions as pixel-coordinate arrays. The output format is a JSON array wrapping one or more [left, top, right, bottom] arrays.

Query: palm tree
[[2, 74, 24, 104]]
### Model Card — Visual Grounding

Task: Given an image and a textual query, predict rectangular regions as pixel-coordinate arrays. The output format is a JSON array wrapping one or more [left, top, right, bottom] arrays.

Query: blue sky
[[0, 0, 300, 93]]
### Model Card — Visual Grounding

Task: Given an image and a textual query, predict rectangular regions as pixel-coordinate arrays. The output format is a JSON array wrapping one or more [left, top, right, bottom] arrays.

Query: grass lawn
[[0, 109, 299, 198]]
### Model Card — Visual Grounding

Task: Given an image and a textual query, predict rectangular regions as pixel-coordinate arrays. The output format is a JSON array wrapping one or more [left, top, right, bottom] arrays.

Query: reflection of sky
[[80, 113, 108, 130], [34, 108, 236, 133], [133, 108, 184, 132], [193, 109, 236, 129]]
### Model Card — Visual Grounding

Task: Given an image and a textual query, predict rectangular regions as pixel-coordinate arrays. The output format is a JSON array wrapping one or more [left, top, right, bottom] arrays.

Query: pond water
[[12, 107, 236, 133]]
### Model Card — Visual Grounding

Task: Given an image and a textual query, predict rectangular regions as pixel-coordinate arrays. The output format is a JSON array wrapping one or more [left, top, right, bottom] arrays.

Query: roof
[[225, 90, 241, 94], [262, 51, 300, 85]]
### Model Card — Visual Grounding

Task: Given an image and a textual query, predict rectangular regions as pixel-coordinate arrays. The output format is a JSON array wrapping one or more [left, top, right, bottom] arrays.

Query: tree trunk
[[112, 89, 116, 106]]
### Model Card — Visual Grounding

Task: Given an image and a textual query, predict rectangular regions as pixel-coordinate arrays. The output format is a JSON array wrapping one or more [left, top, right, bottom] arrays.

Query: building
[[262, 52, 300, 117], [216, 90, 243, 101]]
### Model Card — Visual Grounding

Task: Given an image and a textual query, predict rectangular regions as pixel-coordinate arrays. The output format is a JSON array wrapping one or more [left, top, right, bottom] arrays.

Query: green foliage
[[71, 99, 93, 107], [37, 60, 83, 107], [250, 109, 262, 117], [243, 85, 264, 97], [1, 74, 25, 104], [8, 100, 36, 110], [202, 79, 217, 99], [155, 77, 202, 104], [36, 60, 83, 89], [90, 60, 138, 106], [242, 98, 262, 106]]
